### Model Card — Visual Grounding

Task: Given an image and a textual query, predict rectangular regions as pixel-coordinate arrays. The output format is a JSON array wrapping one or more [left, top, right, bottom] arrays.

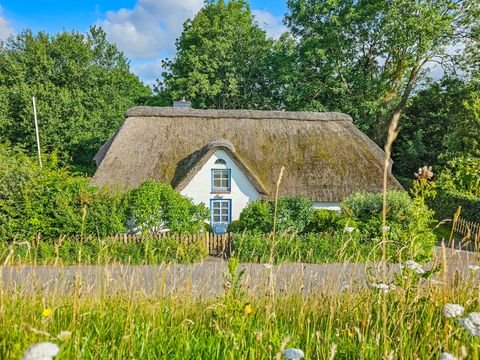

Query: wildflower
[[468, 265, 480, 272], [244, 303, 253, 315], [443, 304, 464, 318], [23, 342, 59, 360], [224, 281, 232, 291], [440, 352, 457, 360], [382, 225, 390, 231], [459, 312, 480, 336], [263, 263, 272, 269], [42, 308, 52, 318], [403, 260, 425, 275], [344, 226, 355, 233], [56, 331, 72, 341], [370, 283, 395, 292], [341, 282, 350, 291], [283, 348, 304, 360]]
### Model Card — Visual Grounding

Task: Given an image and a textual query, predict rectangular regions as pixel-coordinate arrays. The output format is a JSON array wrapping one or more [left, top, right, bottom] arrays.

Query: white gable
[[180, 149, 260, 221]]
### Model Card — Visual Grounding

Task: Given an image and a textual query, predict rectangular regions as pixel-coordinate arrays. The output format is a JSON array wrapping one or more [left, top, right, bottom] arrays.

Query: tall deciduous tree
[[0, 27, 150, 173], [159, 0, 280, 109], [285, 0, 480, 143]]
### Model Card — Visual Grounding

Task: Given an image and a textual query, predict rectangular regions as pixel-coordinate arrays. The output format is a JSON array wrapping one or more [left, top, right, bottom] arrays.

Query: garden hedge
[[429, 190, 480, 222]]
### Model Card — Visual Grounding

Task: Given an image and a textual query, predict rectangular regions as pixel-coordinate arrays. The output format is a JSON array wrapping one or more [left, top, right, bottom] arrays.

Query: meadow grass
[[1, 280, 479, 358], [1, 253, 480, 359]]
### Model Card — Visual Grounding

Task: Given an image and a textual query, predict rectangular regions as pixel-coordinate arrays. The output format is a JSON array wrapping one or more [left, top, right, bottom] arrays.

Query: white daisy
[[443, 304, 464, 318], [440, 352, 458, 360], [283, 348, 305, 359], [23, 342, 60, 360], [459, 312, 480, 336]]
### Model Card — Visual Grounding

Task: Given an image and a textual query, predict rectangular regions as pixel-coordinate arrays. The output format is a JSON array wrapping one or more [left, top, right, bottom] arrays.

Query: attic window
[[215, 159, 226, 165]]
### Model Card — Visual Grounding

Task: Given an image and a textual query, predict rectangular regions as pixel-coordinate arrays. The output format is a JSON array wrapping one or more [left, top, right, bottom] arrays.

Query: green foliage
[[0, 145, 209, 241], [4, 281, 480, 359], [342, 190, 436, 261], [83, 188, 129, 238], [275, 196, 315, 233], [394, 77, 480, 178], [160, 0, 281, 109], [0, 236, 207, 265], [304, 209, 351, 233], [0, 144, 90, 241], [128, 180, 209, 234], [285, 0, 479, 142], [342, 191, 413, 223], [437, 153, 480, 197], [237, 199, 273, 233], [232, 232, 375, 264], [428, 190, 480, 222], [226, 220, 242, 233], [0, 27, 150, 173], [236, 196, 314, 234]]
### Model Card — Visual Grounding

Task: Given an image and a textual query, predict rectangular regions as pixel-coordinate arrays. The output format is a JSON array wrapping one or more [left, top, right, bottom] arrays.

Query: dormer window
[[215, 158, 227, 165], [212, 169, 231, 192]]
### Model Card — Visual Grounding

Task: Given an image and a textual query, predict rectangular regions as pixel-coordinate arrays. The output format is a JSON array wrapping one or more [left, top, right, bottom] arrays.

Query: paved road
[[1, 247, 479, 298]]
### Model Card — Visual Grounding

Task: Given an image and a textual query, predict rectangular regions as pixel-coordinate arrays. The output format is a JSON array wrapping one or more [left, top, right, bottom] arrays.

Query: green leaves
[[160, 0, 281, 110], [285, 0, 480, 142], [128, 180, 209, 235], [0, 27, 150, 173]]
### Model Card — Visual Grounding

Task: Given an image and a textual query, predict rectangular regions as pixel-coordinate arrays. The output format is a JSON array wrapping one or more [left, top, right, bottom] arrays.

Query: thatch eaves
[[92, 107, 402, 202]]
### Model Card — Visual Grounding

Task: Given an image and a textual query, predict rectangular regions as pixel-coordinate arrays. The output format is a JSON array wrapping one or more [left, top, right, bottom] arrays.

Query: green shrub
[[237, 199, 272, 233], [437, 153, 480, 197], [83, 188, 129, 237], [341, 188, 436, 261], [128, 180, 209, 234], [428, 190, 480, 222], [304, 209, 352, 233], [0, 145, 91, 241], [227, 220, 242, 233], [237, 196, 314, 234]]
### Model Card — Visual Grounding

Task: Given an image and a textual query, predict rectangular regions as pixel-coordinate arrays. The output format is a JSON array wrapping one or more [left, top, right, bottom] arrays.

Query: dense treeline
[[0, 27, 150, 173]]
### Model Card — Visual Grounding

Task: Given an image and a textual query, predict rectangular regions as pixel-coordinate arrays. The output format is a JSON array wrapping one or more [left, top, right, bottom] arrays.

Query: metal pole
[[32, 96, 42, 169]]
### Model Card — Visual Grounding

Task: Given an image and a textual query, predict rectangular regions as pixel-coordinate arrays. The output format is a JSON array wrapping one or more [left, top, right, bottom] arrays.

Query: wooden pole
[[32, 96, 42, 169]]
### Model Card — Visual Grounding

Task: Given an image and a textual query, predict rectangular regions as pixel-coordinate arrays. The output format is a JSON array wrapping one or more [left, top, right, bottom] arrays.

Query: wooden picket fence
[[109, 231, 233, 257], [453, 217, 480, 242]]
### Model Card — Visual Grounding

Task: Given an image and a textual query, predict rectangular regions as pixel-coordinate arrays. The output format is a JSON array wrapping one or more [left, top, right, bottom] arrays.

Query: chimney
[[173, 97, 191, 109]]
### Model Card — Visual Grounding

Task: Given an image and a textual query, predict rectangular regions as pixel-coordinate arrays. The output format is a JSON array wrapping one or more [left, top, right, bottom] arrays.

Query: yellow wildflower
[[42, 308, 52, 318], [244, 304, 253, 315]]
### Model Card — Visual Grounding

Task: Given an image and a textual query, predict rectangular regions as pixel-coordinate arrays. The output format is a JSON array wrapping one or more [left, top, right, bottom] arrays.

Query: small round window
[[215, 159, 226, 165]]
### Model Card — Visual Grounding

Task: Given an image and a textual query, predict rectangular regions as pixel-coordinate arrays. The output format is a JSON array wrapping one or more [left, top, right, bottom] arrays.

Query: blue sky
[[0, 0, 288, 86]]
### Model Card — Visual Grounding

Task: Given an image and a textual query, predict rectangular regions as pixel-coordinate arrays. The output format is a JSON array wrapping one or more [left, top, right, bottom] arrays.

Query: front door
[[211, 199, 231, 234]]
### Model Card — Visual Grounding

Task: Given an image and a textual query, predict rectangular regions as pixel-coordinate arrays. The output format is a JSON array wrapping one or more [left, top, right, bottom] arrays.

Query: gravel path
[[1, 247, 479, 298]]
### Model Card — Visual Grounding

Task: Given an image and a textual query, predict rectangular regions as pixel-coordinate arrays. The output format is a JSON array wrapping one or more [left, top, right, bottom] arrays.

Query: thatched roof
[[92, 106, 402, 201]]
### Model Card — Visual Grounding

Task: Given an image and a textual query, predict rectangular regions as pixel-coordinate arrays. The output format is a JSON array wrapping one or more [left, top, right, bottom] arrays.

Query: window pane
[[213, 202, 220, 208], [221, 215, 229, 222], [221, 209, 228, 215]]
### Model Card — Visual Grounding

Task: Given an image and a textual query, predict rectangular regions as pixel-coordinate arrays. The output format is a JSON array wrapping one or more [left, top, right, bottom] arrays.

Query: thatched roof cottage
[[92, 106, 402, 233]]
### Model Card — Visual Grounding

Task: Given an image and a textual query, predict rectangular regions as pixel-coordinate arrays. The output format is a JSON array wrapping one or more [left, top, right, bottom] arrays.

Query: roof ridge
[[125, 106, 353, 122]]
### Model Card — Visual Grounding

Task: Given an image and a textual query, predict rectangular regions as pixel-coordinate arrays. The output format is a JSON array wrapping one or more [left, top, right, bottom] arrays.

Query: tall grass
[[0, 236, 207, 265], [1, 261, 480, 359]]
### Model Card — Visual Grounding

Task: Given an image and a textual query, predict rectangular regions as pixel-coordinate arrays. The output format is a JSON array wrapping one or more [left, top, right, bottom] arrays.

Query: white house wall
[[313, 202, 342, 211], [180, 150, 260, 221]]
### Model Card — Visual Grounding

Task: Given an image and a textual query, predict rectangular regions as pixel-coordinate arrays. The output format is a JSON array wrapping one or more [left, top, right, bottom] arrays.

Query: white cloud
[[131, 59, 165, 87], [0, 7, 14, 40], [252, 9, 287, 39], [98, 0, 203, 59]]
